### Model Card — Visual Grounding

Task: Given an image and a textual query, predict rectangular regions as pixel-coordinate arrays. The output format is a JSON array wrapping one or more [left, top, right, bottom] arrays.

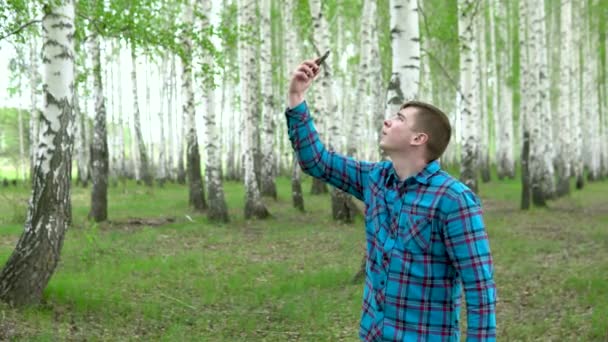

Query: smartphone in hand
[[316, 50, 330, 66]]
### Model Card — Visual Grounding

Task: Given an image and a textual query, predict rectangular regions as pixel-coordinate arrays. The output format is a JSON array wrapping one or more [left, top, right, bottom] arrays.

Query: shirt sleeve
[[442, 190, 497, 341], [285, 101, 374, 201]]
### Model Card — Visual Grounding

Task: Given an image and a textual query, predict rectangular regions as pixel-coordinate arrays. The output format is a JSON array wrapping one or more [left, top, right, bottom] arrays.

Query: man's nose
[[383, 119, 390, 127]]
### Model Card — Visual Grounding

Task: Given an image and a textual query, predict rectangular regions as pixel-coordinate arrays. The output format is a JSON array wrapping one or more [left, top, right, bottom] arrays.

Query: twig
[[0, 20, 42, 42]]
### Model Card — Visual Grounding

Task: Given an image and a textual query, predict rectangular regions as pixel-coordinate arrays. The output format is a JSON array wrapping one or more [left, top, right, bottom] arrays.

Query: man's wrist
[[288, 92, 304, 109]]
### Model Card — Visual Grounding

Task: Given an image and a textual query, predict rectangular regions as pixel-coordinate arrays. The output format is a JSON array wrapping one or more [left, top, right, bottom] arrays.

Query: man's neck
[[389, 154, 428, 181]]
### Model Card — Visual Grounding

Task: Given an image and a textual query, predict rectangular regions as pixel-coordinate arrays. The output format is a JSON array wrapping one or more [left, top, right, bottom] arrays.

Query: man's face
[[379, 107, 420, 153]]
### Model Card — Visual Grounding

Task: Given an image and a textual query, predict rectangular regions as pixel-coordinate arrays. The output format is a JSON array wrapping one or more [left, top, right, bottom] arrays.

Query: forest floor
[[0, 174, 607, 341]]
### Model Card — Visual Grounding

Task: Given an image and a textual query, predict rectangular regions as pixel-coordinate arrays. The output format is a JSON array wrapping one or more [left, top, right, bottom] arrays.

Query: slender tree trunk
[[74, 79, 89, 187], [89, 32, 109, 222], [556, 0, 572, 196], [283, 0, 305, 210], [239, 0, 269, 219], [29, 38, 40, 182], [458, 0, 480, 193], [166, 54, 175, 181], [494, 0, 515, 180], [181, 2, 207, 211], [115, 49, 126, 181], [196, 0, 228, 221], [571, 0, 584, 190], [130, 45, 153, 186], [259, 0, 277, 199], [17, 100, 26, 182], [156, 54, 168, 186], [478, 7, 491, 183], [0, 1, 75, 306], [308, 0, 328, 196]]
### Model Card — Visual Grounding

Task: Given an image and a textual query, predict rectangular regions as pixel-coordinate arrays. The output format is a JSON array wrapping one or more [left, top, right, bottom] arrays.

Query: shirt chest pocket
[[397, 214, 432, 254]]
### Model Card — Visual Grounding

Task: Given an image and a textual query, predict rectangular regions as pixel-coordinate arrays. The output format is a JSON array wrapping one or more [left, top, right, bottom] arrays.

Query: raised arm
[[286, 59, 374, 201]]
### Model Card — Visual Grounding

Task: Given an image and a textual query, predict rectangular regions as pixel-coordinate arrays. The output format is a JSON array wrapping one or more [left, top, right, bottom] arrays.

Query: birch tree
[[283, 0, 304, 211], [239, 0, 269, 219], [89, 31, 109, 222], [259, 0, 277, 199], [0, 1, 75, 306], [556, 0, 573, 196], [385, 0, 420, 117], [29, 37, 41, 181], [493, 0, 515, 180], [196, 0, 228, 222], [181, 0, 207, 211], [130, 44, 153, 186], [458, 0, 480, 193]]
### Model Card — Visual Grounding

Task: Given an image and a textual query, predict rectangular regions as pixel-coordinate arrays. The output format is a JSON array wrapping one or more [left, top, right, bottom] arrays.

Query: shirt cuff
[[286, 100, 308, 118]]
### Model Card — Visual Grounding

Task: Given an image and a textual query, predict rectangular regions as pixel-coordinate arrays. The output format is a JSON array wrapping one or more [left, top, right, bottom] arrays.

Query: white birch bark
[[130, 45, 153, 185], [583, 0, 601, 181], [571, 0, 584, 188], [166, 54, 176, 180], [351, 0, 373, 159], [284, 0, 304, 210], [556, 0, 573, 195], [181, 1, 206, 210], [115, 46, 126, 179], [0, 1, 75, 306], [477, 6, 490, 182], [493, 0, 515, 179], [385, 0, 420, 118], [89, 32, 109, 222], [259, 0, 277, 199], [369, 9, 384, 160], [196, 0, 228, 221], [239, 0, 269, 219], [310, 0, 354, 222], [458, 0, 480, 193], [157, 54, 168, 183], [29, 37, 41, 180]]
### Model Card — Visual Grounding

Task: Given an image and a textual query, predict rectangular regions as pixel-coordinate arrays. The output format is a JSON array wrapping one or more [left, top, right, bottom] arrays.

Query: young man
[[285, 59, 497, 341]]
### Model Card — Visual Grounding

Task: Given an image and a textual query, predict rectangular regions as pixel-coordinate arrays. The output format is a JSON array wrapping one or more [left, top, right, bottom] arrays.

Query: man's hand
[[288, 59, 320, 108]]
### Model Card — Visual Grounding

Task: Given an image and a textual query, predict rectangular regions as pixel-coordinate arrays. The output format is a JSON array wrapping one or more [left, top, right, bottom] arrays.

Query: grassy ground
[[0, 174, 607, 341]]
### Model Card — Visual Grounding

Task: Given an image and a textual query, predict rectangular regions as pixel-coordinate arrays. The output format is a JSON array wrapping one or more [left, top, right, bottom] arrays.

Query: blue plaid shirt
[[286, 101, 497, 341]]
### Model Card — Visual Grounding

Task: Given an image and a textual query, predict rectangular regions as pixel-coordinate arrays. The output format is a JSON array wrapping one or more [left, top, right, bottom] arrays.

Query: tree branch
[[0, 19, 42, 42]]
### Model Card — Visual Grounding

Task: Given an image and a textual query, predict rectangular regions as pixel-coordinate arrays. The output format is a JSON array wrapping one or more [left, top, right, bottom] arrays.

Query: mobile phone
[[316, 50, 330, 66]]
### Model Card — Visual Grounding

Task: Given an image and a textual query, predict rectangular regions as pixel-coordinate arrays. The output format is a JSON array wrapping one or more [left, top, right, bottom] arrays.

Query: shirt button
[[380, 280, 385, 286]]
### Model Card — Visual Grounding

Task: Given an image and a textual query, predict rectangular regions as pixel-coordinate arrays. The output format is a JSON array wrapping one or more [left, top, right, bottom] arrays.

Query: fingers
[[296, 61, 319, 78]]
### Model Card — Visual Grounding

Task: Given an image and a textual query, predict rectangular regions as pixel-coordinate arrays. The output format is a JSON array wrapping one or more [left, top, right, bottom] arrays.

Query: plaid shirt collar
[[385, 159, 441, 187]]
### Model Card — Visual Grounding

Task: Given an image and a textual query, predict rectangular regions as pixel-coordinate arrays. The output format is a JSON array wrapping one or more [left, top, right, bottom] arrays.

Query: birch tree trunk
[[385, 0, 420, 117], [17, 100, 26, 182], [310, 0, 355, 222], [259, 0, 277, 199], [239, 0, 269, 219], [583, 0, 601, 182], [458, 0, 480, 193], [181, 1, 207, 211], [88, 32, 109, 222], [556, 0, 573, 196], [197, 0, 228, 222], [157, 54, 168, 185], [571, 0, 584, 189], [166, 54, 175, 181], [523, 0, 554, 206], [478, 6, 491, 183], [130, 45, 153, 186], [519, 0, 532, 209], [493, 0, 515, 180], [352, 0, 373, 159], [284, 0, 304, 211], [115, 51, 126, 180], [0, 1, 75, 306], [29, 38, 41, 181], [308, 0, 328, 196]]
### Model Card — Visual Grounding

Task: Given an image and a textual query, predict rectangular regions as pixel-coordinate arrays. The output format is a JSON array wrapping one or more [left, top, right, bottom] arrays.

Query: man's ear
[[412, 133, 429, 145]]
